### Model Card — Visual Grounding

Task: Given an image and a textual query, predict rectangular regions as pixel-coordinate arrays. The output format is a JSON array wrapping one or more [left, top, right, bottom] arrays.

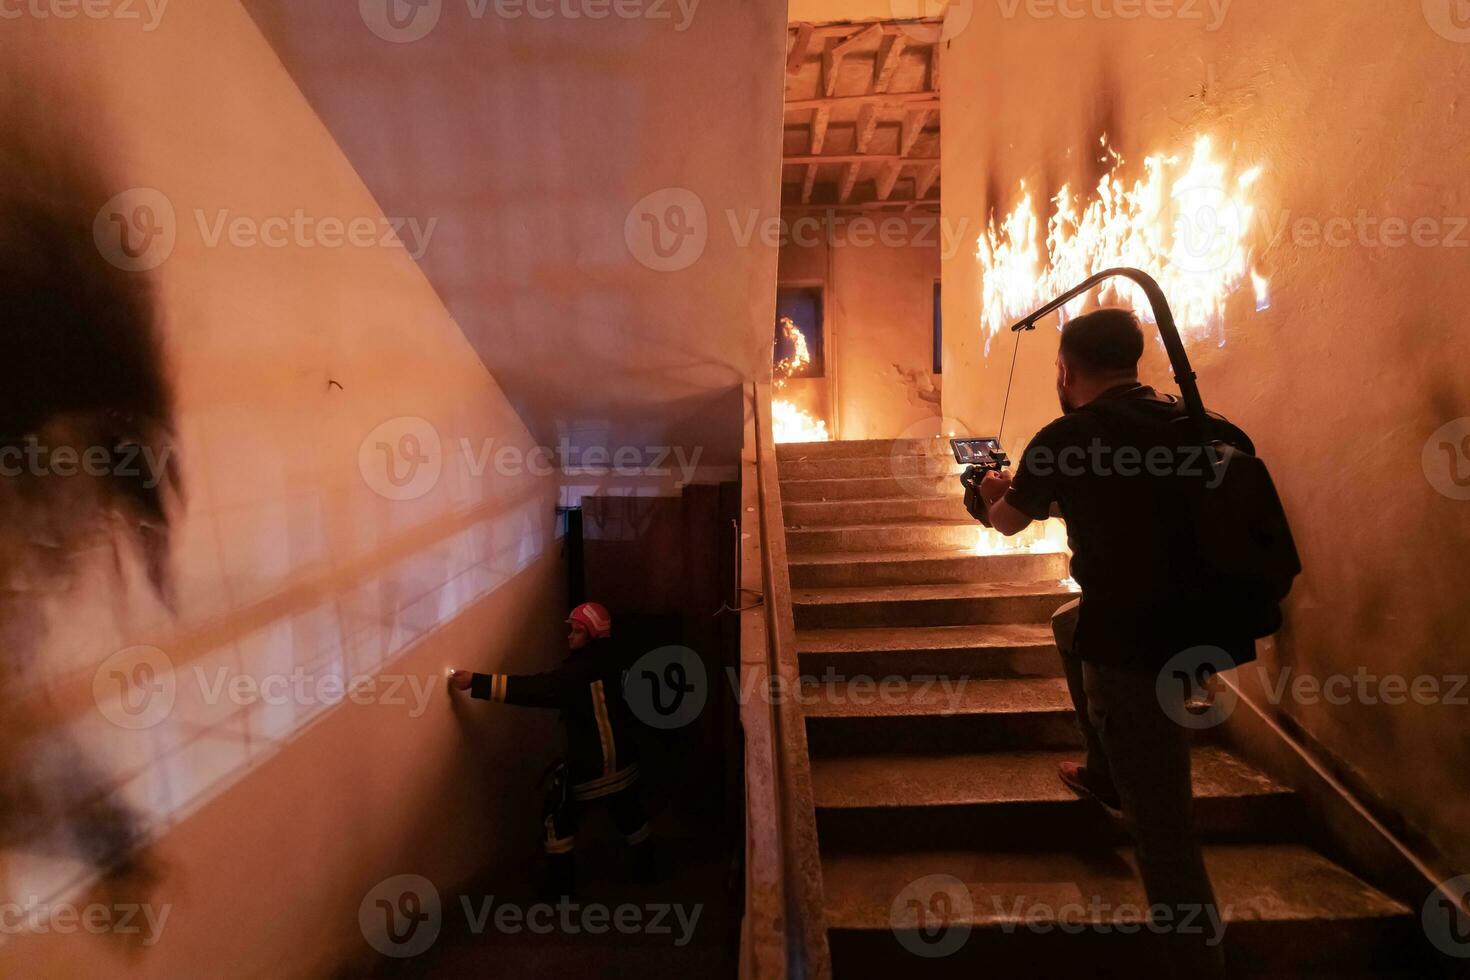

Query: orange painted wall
[[0, 3, 567, 976], [778, 221, 943, 440]]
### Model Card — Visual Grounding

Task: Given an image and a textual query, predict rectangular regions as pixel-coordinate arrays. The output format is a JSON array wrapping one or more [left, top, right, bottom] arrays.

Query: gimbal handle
[[1009, 268, 1210, 445]]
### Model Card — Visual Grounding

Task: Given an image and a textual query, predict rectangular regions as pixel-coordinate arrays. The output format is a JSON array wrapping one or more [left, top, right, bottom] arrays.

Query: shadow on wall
[[0, 133, 182, 929]]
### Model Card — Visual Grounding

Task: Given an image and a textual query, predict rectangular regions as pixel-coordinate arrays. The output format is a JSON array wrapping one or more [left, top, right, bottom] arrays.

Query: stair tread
[[794, 580, 1077, 606], [787, 548, 984, 566], [823, 843, 1411, 930], [811, 745, 1290, 809], [785, 493, 963, 506], [788, 519, 977, 533], [797, 623, 1056, 653], [802, 677, 1072, 718]]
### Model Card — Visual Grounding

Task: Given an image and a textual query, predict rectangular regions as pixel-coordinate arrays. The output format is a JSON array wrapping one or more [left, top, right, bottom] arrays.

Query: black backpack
[[1081, 397, 1302, 641]]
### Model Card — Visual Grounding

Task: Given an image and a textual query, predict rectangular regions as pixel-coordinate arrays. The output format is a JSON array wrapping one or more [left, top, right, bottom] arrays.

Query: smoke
[[0, 126, 181, 915]]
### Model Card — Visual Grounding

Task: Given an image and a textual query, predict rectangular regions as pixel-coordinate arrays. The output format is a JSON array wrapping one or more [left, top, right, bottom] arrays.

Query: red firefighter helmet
[[566, 602, 612, 639]]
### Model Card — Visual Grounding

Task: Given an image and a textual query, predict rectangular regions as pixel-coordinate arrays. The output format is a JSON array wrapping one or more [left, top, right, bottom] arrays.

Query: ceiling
[[239, 1, 786, 470], [782, 18, 943, 211]]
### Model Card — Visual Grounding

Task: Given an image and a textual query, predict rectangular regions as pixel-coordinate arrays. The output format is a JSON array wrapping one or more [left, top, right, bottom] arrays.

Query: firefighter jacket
[[469, 641, 641, 801]]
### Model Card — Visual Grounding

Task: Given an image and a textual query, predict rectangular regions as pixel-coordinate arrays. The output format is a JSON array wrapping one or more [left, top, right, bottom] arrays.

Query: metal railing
[[738, 382, 832, 980]]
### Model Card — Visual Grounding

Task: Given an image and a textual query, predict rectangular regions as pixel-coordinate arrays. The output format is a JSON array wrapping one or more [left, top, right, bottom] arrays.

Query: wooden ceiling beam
[[915, 162, 941, 199], [872, 34, 906, 92], [786, 152, 939, 165], [789, 21, 943, 43], [853, 103, 881, 154], [838, 162, 862, 203], [900, 108, 932, 158], [781, 199, 941, 213], [876, 161, 904, 201], [801, 164, 819, 204], [786, 22, 813, 75], [809, 106, 831, 154], [786, 91, 937, 111]]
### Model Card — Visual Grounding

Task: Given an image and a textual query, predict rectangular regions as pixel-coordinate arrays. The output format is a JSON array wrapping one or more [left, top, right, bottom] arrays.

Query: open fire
[[977, 134, 1268, 346], [771, 315, 830, 443], [973, 518, 1071, 557]]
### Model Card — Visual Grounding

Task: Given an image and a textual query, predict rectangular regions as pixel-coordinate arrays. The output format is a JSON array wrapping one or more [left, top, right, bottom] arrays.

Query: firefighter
[[448, 602, 654, 897]]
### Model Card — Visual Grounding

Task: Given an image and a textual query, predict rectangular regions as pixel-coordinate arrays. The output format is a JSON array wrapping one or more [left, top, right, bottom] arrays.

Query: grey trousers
[[1050, 598, 1227, 980]]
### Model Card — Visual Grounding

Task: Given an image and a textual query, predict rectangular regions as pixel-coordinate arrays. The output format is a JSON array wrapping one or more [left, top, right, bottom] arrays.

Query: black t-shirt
[[1006, 383, 1258, 670]]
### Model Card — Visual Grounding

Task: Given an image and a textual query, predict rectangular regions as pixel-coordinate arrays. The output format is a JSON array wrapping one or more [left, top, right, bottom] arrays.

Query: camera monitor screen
[[949, 437, 1006, 467]]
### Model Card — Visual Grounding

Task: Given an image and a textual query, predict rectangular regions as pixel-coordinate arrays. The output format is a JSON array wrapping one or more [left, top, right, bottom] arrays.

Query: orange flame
[[772, 316, 830, 442], [978, 135, 1268, 346]]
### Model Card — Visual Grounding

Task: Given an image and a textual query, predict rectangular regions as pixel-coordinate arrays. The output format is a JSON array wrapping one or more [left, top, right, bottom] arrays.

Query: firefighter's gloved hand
[[447, 670, 473, 691]]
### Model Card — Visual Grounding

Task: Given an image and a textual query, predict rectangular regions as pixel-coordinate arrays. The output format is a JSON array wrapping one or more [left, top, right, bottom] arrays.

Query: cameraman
[[976, 307, 1253, 980]]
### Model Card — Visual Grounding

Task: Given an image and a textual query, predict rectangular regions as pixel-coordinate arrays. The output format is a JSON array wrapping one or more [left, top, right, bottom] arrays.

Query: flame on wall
[[772, 316, 830, 443], [977, 135, 1268, 346]]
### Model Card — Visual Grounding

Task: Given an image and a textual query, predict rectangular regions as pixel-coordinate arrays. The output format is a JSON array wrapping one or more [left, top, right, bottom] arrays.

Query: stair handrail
[[737, 381, 833, 980]]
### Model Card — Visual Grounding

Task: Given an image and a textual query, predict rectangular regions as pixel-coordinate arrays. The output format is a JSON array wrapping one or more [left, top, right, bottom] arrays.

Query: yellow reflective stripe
[[590, 679, 616, 777], [493, 674, 508, 702]]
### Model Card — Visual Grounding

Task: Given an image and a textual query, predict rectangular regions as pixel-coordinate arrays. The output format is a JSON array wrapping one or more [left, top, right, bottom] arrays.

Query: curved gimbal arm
[[1008, 267, 1210, 444]]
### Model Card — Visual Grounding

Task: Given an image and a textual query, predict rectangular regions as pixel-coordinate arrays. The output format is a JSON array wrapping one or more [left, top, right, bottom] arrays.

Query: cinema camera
[[950, 437, 1010, 492]]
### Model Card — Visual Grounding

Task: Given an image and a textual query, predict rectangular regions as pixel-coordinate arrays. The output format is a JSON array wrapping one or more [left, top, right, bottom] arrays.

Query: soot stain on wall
[[0, 134, 182, 921]]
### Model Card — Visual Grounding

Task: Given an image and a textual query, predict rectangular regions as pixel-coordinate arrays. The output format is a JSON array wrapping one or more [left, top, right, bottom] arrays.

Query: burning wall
[[941, 3, 1470, 873]]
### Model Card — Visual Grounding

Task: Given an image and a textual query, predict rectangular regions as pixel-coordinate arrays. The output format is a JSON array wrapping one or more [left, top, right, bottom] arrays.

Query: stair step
[[812, 746, 1302, 850], [784, 494, 970, 527], [803, 677, 1080, 754], [776, 438, 941, 461], [786, 520, 982, 555], [793, 580, 1078, 630], [781, 475, 955, 502], [823, 843, 1417, 976], [797, 623, 1061, 678], [779, 454, 959, 482], [789, 550, 1070, 588]]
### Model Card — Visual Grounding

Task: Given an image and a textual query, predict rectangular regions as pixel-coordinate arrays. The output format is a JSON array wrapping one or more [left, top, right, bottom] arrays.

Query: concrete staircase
[[777, 438, 1419, 978]]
